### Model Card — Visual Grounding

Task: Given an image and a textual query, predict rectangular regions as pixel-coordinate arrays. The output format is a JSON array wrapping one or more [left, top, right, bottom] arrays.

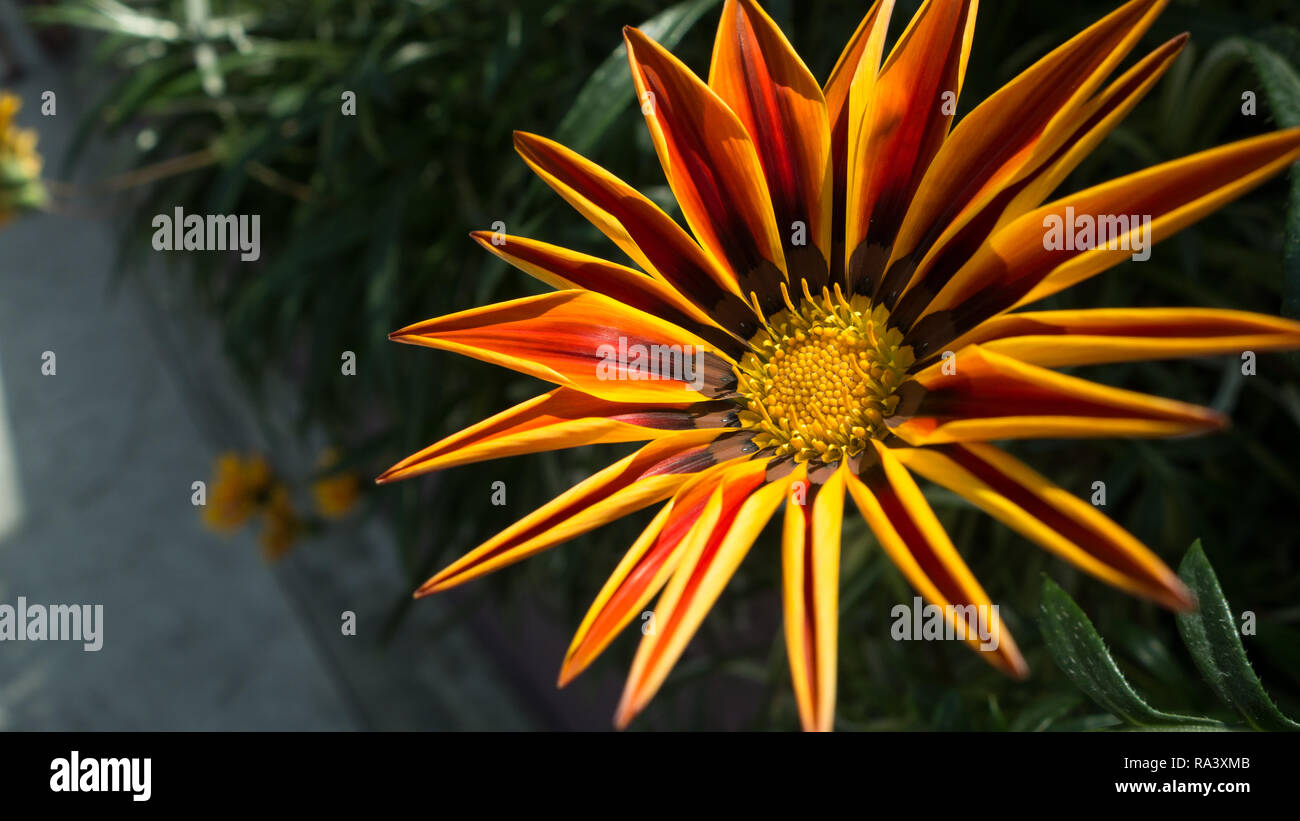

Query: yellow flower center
[[734, 284, 914, 464]]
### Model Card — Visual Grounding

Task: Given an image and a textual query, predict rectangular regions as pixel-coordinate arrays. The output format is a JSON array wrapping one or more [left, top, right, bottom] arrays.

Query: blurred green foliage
[[42, 0, 1300, 730]]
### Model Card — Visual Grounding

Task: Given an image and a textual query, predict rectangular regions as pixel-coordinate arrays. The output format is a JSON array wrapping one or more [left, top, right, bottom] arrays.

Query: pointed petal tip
[[988, 632, 1030, 680], [414, 571, 458, 598], [623, 25, 656, 53], [1177, 404, 1230, 433], [966, 625, 1030, 679], [1165, 577, 1197, 612], [1137, 573, 1196, 612], [468, 230, 498, 251], [556, 666, 574, 689], [511, 129, 538, 151], [557, 644, 597, 689], [388, 318, 439, 343], [375, 457, 414, 484], [613, 681, 644, 729], [374, 465, 412, 485], [612, 703, 633, 731], [412, 582, 439, 599], [557, 651, 594, 689], [556, 643, 589, 689], [983, 643, 1030, 681], [376, 452, 447, 485]]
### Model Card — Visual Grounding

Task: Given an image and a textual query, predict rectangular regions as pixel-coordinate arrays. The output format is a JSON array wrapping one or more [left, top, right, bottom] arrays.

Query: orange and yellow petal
[[891, 29, 1186, 327], [614, 462, 788, 727], [781, 462, 846, 732], [512, 131, 760, 337], [823, 0, 893, 283], [625, 25, 789, 312], [891, 345, 1226, 445], [379, 387, 733, 484], [560, 457, 768, 686], [894, 442, 1192, 610], [390, 290, 735, 404], [886, 0, 1171, 313], [847, 441, 1028, 677], [709, 0, 831, 291], [845, 0, 977, 294], [950, 307, 1300, 369], [910, 128, 1300, 352], [415, 430, 754, 595], [470, 231, 742, 353]]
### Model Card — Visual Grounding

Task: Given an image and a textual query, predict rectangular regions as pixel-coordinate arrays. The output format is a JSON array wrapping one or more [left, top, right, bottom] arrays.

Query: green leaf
[[1244, 34, 1300, 127], [1109, 724, 1234, 733], [1039, 577, 1210, 727], [552, 0, 719, 158], [1175, 540, 1300, 731], [1242, 33, 1300, 340]]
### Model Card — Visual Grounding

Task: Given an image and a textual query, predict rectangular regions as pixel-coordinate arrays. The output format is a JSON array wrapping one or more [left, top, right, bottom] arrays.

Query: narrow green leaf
[[552, 0, 720, 157], [1244, 35, 1300, 127], [1175, 540, 1300, 731], [1039, 577, 1211, 727], [1242, 34, 1300, 338]]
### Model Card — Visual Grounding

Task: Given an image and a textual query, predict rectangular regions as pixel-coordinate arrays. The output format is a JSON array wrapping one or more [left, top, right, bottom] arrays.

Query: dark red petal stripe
[[713, 0, 830, 294], [514, 133, 761, 339], [892, 36, 1186, 345], [848, 0, 975, 297], [937, 443, 1191, 608]]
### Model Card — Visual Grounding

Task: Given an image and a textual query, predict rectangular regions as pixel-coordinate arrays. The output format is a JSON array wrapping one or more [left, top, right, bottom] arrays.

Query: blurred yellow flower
[[311, 449, 360, 519], [202, 449, 353, 560], [260, 484, 301, 562], [0, 92, 46, 223], [202, 452, 272, 532]]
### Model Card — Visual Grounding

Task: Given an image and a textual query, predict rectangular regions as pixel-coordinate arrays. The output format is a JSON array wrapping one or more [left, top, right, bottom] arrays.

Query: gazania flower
[[202, 451, 301, 560], [202, 452, 273, 532], [380, 0, 1300, 730]]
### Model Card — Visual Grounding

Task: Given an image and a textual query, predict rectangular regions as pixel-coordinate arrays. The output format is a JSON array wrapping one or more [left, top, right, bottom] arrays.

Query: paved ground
[[0, 39, 366, 729], [0, 16, 550, 731]]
